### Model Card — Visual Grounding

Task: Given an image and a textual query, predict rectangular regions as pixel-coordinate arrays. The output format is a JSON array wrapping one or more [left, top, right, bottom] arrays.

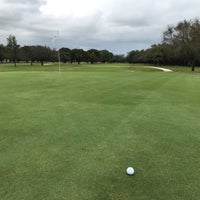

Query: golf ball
[[126, 167, 134, 175]]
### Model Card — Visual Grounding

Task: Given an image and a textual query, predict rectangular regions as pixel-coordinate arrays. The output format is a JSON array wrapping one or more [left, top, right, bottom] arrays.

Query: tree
[[20, 46, 37, 65], [112, 54, 125, 63], [147, 44, 165, 65], [162, 19, 200, 71], [100, 50, 113, 63], [127, 50, 146, 63], [190, 19, 200, 70], [0, 44, 5, 63], [34, 45, 53, 65], [162, 25, 174, 45], [87, 49, 100, 64], [127, 50, 135, 63], [60, 48, 72, 63], [71, 49, 85, 64], [6, 35, 19, 67]]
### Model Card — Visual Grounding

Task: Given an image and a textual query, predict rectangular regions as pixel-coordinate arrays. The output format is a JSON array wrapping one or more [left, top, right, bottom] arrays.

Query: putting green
[[0, 64, 200, 200]]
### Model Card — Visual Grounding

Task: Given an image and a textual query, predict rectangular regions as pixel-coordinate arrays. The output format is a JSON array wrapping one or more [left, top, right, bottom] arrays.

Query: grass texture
[[0, 63, 200, 199]]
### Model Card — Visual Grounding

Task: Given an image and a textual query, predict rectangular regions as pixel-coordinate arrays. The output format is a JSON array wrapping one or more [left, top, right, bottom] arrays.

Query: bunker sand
[[145, 66, 172, 72]]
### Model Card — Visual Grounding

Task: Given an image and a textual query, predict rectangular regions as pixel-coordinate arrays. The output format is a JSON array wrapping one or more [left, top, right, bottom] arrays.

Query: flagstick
[[57, 30, 61, 73]]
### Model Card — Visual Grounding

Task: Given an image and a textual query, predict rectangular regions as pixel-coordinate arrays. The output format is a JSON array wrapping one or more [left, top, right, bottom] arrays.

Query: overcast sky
[[0, 0, 200, 54]]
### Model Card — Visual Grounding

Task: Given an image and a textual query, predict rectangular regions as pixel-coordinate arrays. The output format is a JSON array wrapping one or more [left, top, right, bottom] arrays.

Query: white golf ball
[[126, 167, 134, 175]]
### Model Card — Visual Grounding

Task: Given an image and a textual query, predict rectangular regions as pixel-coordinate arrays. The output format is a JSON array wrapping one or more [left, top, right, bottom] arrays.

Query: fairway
[[0, 64, 200, 200]]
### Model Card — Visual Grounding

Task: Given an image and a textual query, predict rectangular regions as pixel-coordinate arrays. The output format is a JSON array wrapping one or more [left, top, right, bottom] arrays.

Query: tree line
[[0, 35, 125, 66], [127, 18, 200, 71], [1, 18, 200, 70]]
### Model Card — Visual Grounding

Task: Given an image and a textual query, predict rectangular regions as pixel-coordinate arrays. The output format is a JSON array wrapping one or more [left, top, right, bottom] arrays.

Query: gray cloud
[[0, 0, 200, 54]]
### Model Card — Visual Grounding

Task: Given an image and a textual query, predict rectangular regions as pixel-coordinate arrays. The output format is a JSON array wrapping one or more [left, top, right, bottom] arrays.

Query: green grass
[[0, 63, 200, 199], [165, 65, 200, 73], [1, 62, 199, 73], [0, 62, 130, 72]]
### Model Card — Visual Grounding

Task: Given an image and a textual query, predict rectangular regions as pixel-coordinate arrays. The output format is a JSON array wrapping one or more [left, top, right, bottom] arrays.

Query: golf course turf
[[0, 63, 200, 199]]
